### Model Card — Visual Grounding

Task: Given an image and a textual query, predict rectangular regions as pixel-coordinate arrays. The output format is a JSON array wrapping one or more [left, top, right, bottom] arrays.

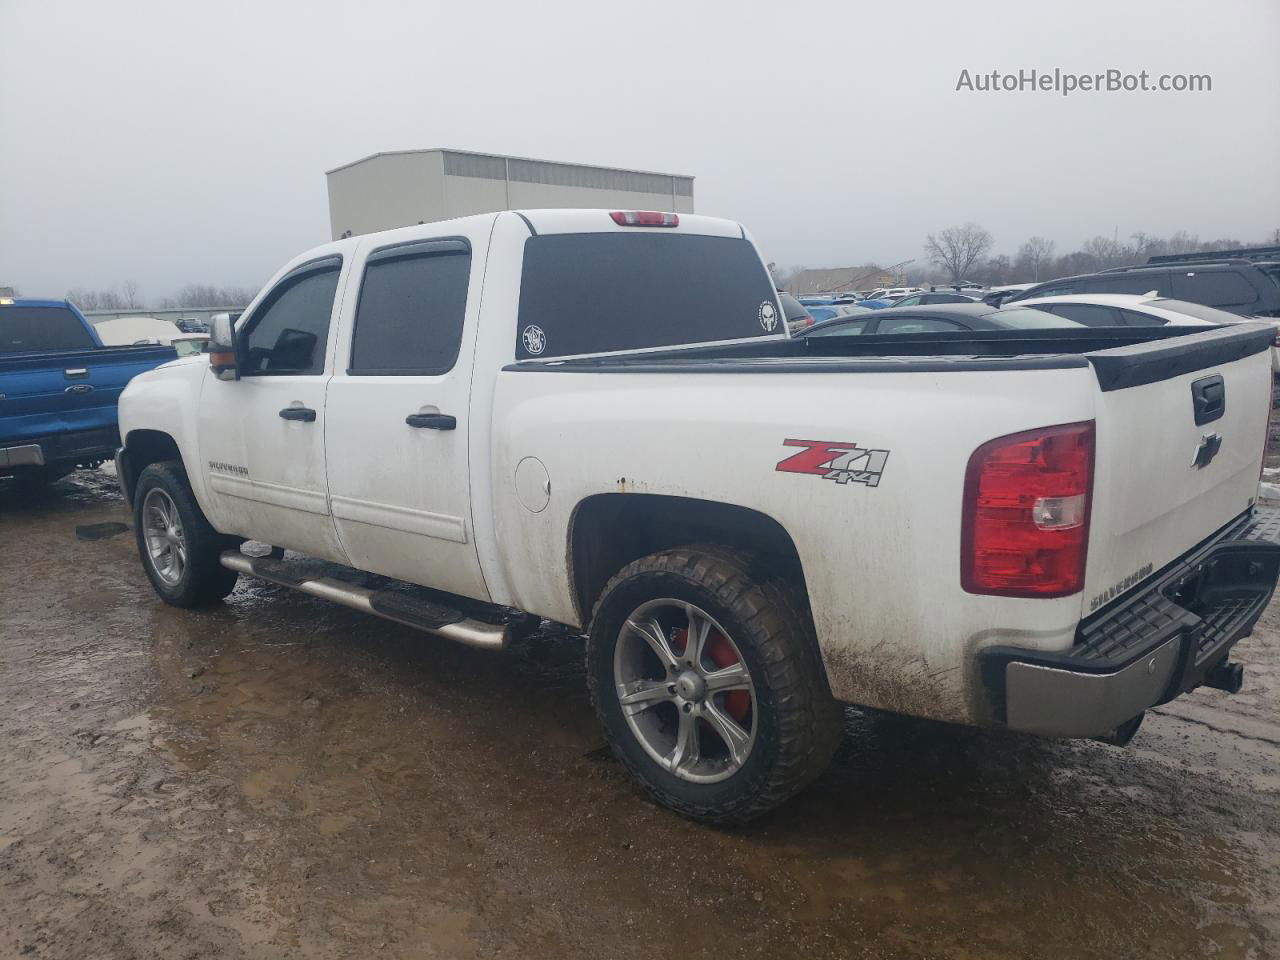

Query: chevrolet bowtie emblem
[[1192, 432, 1223, 469]]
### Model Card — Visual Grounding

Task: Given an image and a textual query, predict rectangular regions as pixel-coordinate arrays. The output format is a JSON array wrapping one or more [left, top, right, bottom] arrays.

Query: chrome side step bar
[[219, 550, 509, 650]]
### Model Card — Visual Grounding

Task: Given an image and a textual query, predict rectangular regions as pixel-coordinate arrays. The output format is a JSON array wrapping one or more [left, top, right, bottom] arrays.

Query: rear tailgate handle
[[1191, 374, 1225, 426]]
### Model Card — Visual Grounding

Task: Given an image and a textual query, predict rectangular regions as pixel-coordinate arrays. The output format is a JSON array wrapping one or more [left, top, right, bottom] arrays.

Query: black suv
[[1007, 254, 1280, 317]]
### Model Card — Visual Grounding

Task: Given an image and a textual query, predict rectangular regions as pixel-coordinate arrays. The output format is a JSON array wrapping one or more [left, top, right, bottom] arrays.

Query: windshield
[[0, 305, 96, 353], [516, 233, 780, 358], [994, 307, 1085, 329]]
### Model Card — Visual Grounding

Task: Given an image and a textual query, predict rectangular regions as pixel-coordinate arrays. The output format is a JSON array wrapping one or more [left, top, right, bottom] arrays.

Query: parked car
[[0, 297, 176, 490], [801, 302, 1083, 337], [175, 317, 210, 334], [890, 291, 980, 306], [779, 291, 816, 335], [867, 286, 923, 301], [116, 209, 1280, 824], [806, 305, 843, 324], [1006, 259, 1280, 317], [1013, 294, 1234, 328], [983, 283, 1034, 306], [1016, 293, 1276, 369], [172, 334, 211, 357]]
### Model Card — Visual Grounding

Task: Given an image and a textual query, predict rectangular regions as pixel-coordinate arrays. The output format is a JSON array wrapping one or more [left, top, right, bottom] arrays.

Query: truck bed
[[506, 323, 1274, 388]]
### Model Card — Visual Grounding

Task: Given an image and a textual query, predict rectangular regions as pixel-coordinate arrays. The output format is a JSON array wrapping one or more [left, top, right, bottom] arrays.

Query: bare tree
[[122, 279, 141, 309], [924, 223, 993, 282], [66, 288, 101, 310], [162, 282, 257, 309], [1016, 236, 1055, 280]]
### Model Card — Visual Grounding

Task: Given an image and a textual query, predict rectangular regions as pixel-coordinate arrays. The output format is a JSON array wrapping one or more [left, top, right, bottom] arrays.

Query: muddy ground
[[3, 470, 1280, 960]]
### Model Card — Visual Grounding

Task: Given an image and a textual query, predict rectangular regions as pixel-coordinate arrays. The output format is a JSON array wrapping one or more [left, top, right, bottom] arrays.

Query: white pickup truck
[[117, 209, 1280, 823]]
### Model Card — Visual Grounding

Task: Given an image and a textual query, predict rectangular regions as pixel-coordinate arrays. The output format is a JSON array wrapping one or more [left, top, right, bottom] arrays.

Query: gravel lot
[[3, 467, 1280, 959]]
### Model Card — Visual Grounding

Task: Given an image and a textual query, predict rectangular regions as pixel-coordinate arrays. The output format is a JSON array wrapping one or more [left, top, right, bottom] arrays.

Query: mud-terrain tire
[[133, 461, 238, 607], [587, 545, 842, 824]]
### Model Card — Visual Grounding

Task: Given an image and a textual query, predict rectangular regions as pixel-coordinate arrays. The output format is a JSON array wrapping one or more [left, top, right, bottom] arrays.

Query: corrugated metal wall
[[441, 151, 693, 198]]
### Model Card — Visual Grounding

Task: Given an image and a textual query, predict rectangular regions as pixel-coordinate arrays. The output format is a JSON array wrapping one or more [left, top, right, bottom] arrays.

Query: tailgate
[[1083, 324, 1274, 613], [0, 346, 176, 444]]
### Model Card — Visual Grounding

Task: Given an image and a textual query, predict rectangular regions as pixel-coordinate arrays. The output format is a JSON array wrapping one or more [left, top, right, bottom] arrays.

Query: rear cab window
[[515, 233, 780, 359], [0, 305, 96, 353]]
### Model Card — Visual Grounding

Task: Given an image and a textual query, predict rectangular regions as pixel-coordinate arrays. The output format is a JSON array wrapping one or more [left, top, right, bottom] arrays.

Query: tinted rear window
[[516, 233, 779, 358], [0, 306, 96, 353]]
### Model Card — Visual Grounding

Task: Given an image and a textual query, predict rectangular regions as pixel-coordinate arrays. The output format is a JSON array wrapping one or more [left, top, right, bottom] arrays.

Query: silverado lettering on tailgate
[[776, 439, 891, 488]]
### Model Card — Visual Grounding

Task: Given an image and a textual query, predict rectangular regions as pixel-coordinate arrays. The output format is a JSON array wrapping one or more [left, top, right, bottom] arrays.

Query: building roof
[[325, 147, 694, 181]]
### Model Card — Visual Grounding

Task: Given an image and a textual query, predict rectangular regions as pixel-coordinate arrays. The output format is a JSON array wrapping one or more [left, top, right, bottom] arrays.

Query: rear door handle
[[405, 413, 456, 430], [279, 406, 317, 422]]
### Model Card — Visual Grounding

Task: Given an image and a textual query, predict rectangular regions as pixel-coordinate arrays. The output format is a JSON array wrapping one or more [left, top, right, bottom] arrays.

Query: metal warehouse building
[[325, 148, 695, 239]]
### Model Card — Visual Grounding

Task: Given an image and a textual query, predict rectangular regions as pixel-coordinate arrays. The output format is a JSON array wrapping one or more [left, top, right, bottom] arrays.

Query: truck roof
[[1, 297, 72, 309]]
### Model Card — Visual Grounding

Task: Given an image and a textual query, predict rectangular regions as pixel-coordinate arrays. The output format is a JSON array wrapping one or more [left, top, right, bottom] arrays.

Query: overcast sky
[[2, 0, 1278, 300]]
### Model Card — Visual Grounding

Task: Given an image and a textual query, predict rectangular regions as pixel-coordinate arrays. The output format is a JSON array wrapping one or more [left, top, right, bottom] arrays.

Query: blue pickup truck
[[1, 297, 176, 491]]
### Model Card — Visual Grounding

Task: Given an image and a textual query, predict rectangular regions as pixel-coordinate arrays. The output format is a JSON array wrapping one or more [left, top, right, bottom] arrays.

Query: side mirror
[[208, 313, 238, 381]]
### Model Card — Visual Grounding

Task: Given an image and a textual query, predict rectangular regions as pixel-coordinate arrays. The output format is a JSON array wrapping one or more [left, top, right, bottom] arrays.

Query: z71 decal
[[775, 439, 891, 488]]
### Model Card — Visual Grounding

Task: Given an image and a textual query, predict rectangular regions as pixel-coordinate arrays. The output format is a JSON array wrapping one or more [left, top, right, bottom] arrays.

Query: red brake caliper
[[671, 627, 751, 723]]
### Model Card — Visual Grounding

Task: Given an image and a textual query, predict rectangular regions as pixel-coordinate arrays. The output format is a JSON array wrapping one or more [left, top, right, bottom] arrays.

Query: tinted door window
[[1038, 303, 1125, 326], [875, 316, 968, 334], [350, 242, 471, 375], [0, 306, 96, 353], [241, 261, 341, 376], [1170, 270, 1258, 309], [516, 234, 779, 358]]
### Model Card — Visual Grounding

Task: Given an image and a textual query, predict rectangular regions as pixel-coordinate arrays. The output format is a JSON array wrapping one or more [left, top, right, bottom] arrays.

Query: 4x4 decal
[[775, 439, 890, 487]]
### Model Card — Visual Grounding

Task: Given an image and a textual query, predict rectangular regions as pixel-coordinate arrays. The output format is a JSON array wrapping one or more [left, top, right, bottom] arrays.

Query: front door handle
[[279, 406, 317, 422], [405, 413, 457, 430]]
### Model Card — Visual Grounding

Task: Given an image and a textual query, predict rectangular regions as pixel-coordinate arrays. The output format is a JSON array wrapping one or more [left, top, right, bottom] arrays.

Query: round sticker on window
[[758, 300, 778, 332], [522, 325, 547, 356]]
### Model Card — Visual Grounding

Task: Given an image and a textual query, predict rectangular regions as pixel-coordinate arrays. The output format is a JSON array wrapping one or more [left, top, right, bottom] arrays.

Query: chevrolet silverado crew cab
[[116, 209, 1280, 823]]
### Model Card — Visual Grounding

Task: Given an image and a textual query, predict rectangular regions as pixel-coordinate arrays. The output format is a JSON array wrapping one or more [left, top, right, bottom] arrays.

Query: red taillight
[[961, 421, 1095, 597], [610, 211, 679, 227]]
